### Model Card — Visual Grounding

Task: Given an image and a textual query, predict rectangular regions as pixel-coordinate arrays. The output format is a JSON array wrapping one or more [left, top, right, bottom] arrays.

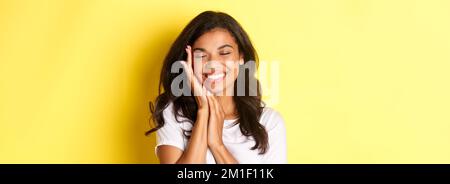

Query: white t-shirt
[[155, 102, 287, 164]]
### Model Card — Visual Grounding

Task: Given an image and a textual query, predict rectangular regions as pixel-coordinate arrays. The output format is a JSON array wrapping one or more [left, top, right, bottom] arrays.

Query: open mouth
[[204, 72, 226, 82], [203, 66, 229, 83], [202, 62, 233, 86], [207, 72, 225, 80]]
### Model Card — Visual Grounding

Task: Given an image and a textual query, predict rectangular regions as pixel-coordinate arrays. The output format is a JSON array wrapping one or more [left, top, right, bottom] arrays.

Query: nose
[[204, 61, 221, 74], [206, 54, 227, 67]]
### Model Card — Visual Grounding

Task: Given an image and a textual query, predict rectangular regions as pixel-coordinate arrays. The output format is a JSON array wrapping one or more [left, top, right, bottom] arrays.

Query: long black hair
[[146, 11, 268, 154]]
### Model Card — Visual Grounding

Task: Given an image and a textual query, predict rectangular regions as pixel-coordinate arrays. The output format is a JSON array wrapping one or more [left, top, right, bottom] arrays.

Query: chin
[[206, 86, 225, 95]]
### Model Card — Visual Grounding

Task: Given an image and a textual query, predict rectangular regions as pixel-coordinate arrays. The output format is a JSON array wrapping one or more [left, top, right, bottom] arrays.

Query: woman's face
[[192, 28, 243, 95]]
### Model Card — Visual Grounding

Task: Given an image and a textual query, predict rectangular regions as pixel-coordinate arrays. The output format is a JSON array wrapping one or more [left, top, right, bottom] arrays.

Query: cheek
[[232, 64, 239, 79], [224, 62, 240, 88], [225, 61, 239, 78], [197, 61, 208, 82]]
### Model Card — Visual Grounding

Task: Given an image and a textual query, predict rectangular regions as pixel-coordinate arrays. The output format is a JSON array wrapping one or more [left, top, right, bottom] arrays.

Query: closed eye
[[194, 53, 207, 58], [220, 52, 231, 55]]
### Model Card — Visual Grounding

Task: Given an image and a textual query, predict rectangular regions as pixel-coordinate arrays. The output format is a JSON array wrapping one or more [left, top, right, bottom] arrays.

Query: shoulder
[[155, 101, 188, 152], [260, 107, 285, 131], [162, 101, 175, 118], [158, 101, 180, 128], [161, 101, 191, 128]]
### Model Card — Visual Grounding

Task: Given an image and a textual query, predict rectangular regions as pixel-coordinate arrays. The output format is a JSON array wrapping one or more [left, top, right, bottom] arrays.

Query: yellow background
[[1, 0, 450, 163]]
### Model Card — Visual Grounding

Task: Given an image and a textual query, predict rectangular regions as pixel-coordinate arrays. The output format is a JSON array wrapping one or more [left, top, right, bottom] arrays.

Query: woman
[[146, 11, 286, 164]]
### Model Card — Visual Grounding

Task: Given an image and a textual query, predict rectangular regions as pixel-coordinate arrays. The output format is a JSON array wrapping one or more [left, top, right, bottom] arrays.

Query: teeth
[[207, 73, 225, 80]]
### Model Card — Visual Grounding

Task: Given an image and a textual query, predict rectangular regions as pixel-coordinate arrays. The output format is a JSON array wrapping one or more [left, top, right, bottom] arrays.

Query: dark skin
[[157, 28, 243, 164]]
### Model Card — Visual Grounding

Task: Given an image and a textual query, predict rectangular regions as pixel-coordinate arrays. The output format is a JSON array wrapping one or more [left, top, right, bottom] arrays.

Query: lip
[[207, 73, 225, 80], [204, 72, 226, 82]]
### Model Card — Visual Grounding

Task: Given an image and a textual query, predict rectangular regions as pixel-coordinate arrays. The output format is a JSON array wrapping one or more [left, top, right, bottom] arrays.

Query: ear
[[239, 54, 244, 65]]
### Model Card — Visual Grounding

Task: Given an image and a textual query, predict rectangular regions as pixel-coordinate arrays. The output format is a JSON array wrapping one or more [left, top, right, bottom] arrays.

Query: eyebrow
[[218, 44, 233, 50], [192, 44, 234, 52], [192, 47, 204, 51]]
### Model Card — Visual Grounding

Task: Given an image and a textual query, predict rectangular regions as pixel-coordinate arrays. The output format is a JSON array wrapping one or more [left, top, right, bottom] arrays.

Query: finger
[[182, 59, 204, 99], [180, 60, 189, 72], [207, 95, 219, 117], [187, 46, 207, 97], [214, 96, 225, 119], [180, 61, 195, 84], [185, 45, 192, 67], [217, 97, 225, 115], [185, 46, 201, 96], [203, 86, 209, 98], [206, 95, 215, 117], [181, 61, 197, 97], [212, 96, 221, 117], [206, 89, 212, 96], [192, 49, 203, 84]]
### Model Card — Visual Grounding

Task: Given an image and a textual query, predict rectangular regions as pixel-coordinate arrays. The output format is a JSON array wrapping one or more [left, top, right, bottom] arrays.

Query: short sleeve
[[261, 108, 287, 164], [155, 103, 187, 154]]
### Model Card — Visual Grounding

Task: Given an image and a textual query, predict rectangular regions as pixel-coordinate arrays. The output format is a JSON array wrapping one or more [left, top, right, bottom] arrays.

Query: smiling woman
[[145, 11, 287, 164]]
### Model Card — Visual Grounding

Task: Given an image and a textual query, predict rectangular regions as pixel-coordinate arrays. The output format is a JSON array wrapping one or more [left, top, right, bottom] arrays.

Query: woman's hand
[[206, 95, 225, 148], [206, 95, 238, 164], [180, 45, 237, 164], [157, 46, 211, 164], [180, 45, 209, 110]]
